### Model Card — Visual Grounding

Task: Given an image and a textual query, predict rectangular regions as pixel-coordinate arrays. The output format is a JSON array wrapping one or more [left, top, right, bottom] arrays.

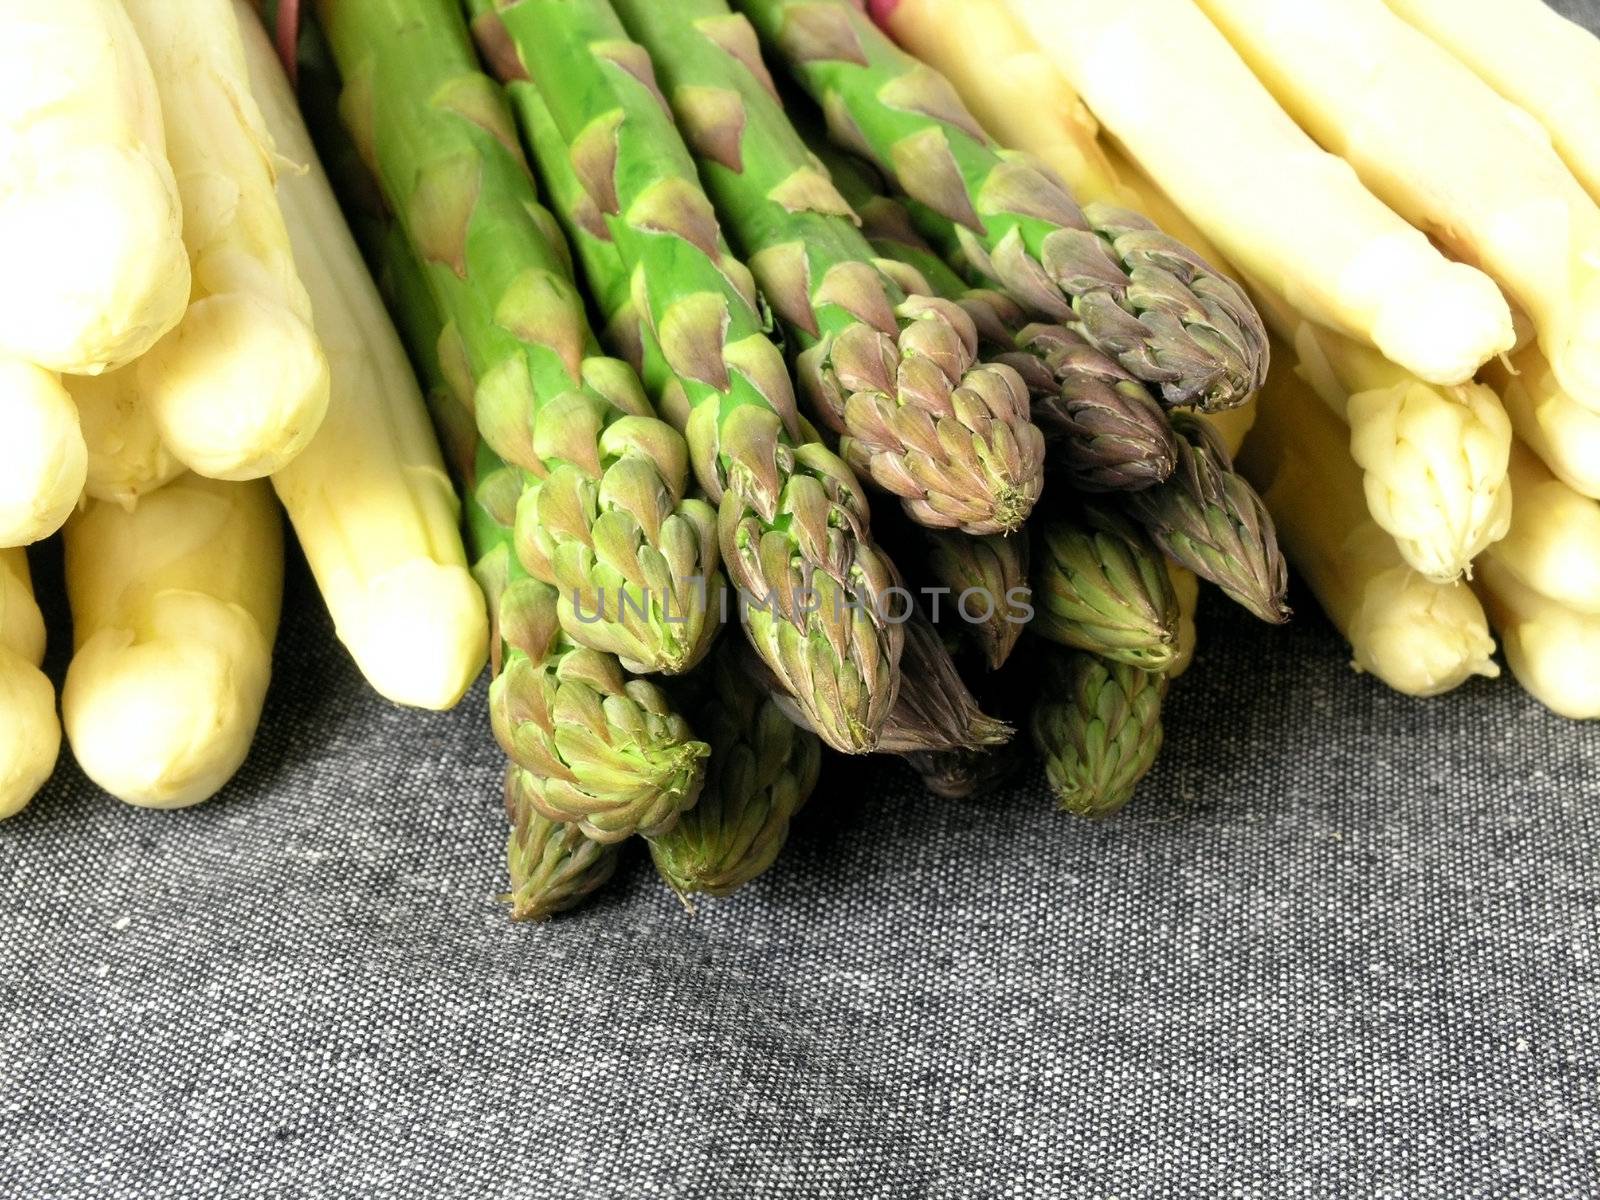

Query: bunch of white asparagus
[[0, 1, 487, 819], [882, 0, 1600, 718]]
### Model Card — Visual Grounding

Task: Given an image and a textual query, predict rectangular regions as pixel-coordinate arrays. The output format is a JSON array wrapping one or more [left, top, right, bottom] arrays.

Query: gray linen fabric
[[6, 3, 1600, 1195]]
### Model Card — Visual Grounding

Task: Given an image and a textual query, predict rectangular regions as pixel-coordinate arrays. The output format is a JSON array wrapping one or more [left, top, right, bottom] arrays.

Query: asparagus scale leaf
[[734, 0, 1268, 411]]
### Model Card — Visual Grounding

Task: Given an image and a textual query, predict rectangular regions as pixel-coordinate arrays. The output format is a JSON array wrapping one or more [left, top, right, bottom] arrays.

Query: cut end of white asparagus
[[1347, 379, 1514, 582], [0, 650, 60, 820], [0, 145, 189, 374], [143, 292, 331, 481], [336, 560, 488, 711], [1349, 563, 1500, 697], [0, 360, 88, 547], [1369, 260, 1515, 387], [63, 593, 273, 809]]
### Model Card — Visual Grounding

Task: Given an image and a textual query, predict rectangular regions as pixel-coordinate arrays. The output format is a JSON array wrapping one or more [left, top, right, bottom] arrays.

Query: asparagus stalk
[[0, 360, 87, 547], [1126, 413, 1290, 625], [124, 0, 332, 481], [1166, 563, 1200, 679], [1381, 0, 1600, 209], [1031, 649, 1167, 818], [0, 0, 190, 375], [811, 136, 1180, 492], [241, 6, 488, 711], [1240, 355, 1499, 697], [317, 0, 722, 680], [360, 138, 713, 847], [62, 475, 283, 808], [1489, 446, 1600, 618], [1485, 345, 1600, 501], [1034, 505, 1180, 671], [1257, 286, 1513, 583], [483, 13, 904, 754], [1197, 0, 1600, 416], [649, 641, 822, 900], [1006, 0, 1514, 389], [735, 0, 1268, 412], [1477, 557, 1600, 721], [0, 549, 59, 820], [608, 0, 1045, 537]]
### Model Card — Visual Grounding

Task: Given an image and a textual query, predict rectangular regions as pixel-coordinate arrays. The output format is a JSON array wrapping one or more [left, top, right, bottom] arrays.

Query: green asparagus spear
[[734, 0, 1268, 412], [607, 0, 1045, 537], [317, 0, 721, 678], [1033, 504, 1180, 670], [1127, 413, 1291, 625], [649, 641, 823, 900], [470, 453, 710, 845], [1031, 649, 1167, 817], [502, 766, 622, 920], [478, 13, 904, 753]]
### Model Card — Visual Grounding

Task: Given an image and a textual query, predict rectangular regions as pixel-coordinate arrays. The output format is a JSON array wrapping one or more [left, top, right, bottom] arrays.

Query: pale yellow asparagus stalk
[[63, 475, 283, 809], [1007, 0, 1514, 387], [1, 548, 59, 819], [1477, 557, 1600, 720], [1196, 0, 1600, 415], [1245, 282, 1512, 582], [0, 0, 189, 375], [1240, 360, 1498, 697], [1382, 0, 1600, 210], [1484, 344, 1600, 501], [240, 6, 486, 710], [124, 0, 329, 481], [1489, 444, 1600, 615], [0, 360, 87, 546], [64, 366, 182, 509]]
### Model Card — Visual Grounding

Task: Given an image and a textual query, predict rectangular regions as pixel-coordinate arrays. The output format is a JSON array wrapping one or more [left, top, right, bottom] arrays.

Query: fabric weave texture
[[5, 4, 1600, 1191]]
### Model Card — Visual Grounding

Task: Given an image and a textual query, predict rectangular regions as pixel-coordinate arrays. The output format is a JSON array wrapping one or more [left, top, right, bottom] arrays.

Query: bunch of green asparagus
[[298, 0, 1283, 918]]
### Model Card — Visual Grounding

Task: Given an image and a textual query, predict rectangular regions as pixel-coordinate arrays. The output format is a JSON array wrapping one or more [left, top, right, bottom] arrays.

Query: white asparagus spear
[[1489, 444, 1600, 616], [124, 0, 330, 481], [1484, 344, 1600, 501], [0, 360, 88, 547], [1382, 0, 1600, 209], [239, 4, 487, 710], [1477, 557, 1600, 720], [1196, 0, 1600, 415], [1005, 0, 1514, 387], [1240, 357, 1498, 697], [62, 475, 283, 809], [0, 0, 190, 374], [1, 548, 59, 819]]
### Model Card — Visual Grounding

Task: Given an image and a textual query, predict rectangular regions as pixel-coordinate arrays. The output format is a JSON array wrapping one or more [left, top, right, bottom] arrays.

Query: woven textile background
[[5, 4, 1600, 1197]]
